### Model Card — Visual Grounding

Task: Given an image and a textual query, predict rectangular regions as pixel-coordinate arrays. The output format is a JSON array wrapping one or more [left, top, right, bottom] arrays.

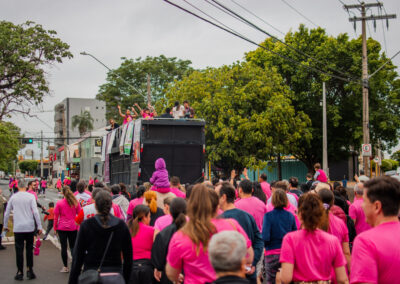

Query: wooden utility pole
[[147, 74, 151, 105], [344, 2, 396, 176]]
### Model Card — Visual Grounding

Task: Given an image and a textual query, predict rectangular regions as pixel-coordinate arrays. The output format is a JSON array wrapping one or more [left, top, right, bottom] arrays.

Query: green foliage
[[0, 122, 20, 171], [166, 62, 311, 175], [391, 150, 400, 162], [18, 160, 38, 174], [372, 158, 399, 172], [246, 25, 400, 170], [0, 21, 72, 120], [72, 110, 94, 136], [96, 55, 193, 124]]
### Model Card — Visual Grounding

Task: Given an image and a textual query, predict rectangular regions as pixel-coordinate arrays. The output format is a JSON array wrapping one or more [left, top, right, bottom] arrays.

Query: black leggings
[[57, 230, 77, 267]]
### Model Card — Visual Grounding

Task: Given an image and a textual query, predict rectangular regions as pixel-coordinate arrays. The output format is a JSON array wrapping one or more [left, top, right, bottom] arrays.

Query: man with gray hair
[[209, 231, 250, 284], [3, 178, 42, 280], [349, 182, 371, 235]]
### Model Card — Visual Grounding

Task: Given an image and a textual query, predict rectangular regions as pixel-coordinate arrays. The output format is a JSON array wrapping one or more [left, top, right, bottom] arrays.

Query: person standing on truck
[[172, 101, 185, 118], [183, 101, 195, 118], [106, 118, 120, 131], [117, 105, 135, 125], [133, 103, 157, 119]]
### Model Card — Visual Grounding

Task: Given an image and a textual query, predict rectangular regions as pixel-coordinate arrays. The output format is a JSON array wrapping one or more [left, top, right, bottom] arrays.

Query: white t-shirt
[[3, 191, 42, 232], [172, 105, 185, 119], [82, 203, 115, 221]]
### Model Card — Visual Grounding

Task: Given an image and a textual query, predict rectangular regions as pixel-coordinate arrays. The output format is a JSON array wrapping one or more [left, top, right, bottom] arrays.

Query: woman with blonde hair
[[54, 186, 81, 273], [144, 191, 164, 226], [166, 184, 254, 284]]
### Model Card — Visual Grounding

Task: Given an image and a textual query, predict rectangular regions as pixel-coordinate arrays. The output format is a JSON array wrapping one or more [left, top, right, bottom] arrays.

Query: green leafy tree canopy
[[0, 121, 21, 172], [72, 110, 94, 136], [0, 21, 73, 120], [18, 160, 38, 174], [166, 62, 311, 175], [246, 25, 400, 170], [96, 55, 193, 123]]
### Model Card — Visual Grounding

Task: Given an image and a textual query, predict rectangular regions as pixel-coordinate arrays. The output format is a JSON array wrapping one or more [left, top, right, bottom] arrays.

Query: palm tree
[[72, 110, 94, 136]]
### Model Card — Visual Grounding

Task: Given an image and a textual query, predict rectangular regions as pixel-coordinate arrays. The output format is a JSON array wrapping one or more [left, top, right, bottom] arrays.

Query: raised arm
[[134, 103, 144, 115], [117, 105, 125, 118], [131, 106, 139, 117]]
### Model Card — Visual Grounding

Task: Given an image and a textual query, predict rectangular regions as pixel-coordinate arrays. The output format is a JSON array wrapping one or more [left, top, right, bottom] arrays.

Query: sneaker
[[60, 267, 69, 273], [43, 235, 47, 241], [27, 270, 36, 280], [14, 272, 23, 281]]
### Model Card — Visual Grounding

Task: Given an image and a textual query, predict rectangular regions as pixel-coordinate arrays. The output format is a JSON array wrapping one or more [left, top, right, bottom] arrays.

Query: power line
[[378, 6, 388, 53], [208, 0, 360, 81], [230, 0, 285, 36], [279, 0, 318, 28], [163, 0, 359, 84]]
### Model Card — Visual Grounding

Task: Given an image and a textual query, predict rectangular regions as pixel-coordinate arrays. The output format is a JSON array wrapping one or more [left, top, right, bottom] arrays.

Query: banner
[[103, 133, 111, 183], [132, 119, 141, 163], [101, 135, 107, 162], [119, 123, 128, 155], [107, 129, 116, 154], [124, 120, 135, 155]]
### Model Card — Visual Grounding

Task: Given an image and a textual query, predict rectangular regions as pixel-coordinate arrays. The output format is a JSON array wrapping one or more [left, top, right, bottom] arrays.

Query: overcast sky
[[1, 0, 399, 157]]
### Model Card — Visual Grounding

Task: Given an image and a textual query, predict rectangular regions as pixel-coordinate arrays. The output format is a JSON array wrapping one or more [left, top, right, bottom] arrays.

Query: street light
[[80, 51, 146, 99]]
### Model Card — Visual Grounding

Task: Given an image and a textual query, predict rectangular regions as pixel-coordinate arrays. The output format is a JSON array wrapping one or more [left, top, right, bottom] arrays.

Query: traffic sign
[[373, 156, 382, 166], [362, 144, 372, 157]]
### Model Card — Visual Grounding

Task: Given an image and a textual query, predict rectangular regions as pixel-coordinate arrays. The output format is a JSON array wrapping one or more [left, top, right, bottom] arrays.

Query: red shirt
[[44, 208, 55, 221]]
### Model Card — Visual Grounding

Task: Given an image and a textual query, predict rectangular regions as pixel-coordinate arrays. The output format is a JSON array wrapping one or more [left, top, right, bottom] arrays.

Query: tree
[[96, 55, 193, 123], [18, 160, 38, 174], [0, 122, 21, 172], [0, 21, 73, 120], [166, 62, 311, 176], [246, 25, 400, 170], [391, 150, 400, 162], [72, 110, 94, 136]]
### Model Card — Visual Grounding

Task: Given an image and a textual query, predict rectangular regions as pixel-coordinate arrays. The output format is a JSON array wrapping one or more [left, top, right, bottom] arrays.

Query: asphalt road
[[0, 179, 71, 283]]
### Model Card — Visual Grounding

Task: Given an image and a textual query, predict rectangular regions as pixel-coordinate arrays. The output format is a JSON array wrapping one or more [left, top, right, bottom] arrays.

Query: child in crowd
[[150, 158, 170, 191], [43, 202, 55, 240], [133, 103, 157, 120]]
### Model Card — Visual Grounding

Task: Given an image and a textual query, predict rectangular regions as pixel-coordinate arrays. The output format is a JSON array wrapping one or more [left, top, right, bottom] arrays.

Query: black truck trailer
[[104, 119, 206, 188]]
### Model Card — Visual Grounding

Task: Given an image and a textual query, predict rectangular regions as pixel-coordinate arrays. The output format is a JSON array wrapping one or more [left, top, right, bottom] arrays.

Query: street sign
[[373, 156, 382, 166], [362, 144, 372, 157]]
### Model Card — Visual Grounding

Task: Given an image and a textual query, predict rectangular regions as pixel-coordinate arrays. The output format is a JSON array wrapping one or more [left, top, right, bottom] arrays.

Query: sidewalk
[[0, 240, 70, 283]]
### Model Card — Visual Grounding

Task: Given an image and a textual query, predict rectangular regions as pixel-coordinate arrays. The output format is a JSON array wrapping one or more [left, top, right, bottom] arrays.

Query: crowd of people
[[1, 160, 400, 284]]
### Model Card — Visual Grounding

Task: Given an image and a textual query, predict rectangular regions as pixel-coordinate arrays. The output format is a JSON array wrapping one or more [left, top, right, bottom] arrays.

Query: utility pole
[[344, 2, 396, 176], [322, 82, 328, 177], [147, 74, 151, 105], [62, 106, 68, 170], [40, 130, 44, 177]]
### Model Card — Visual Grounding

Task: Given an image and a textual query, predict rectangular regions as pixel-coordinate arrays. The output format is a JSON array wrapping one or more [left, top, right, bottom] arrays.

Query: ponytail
[[144, 191, 158, 214], [317, 188, 334, 232], [62, 186, 78, 207], [94, 191, 112, 228], [170, 197, 187, 230], [128, 205, 150, 237]]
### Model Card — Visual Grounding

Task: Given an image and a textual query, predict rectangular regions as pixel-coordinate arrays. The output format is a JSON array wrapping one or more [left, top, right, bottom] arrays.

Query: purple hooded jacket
[[150, 158, 170, 189]]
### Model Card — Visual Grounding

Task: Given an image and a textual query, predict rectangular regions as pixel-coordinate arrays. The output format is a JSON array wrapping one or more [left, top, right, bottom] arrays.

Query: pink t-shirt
[[123, 114, 133, 125], [88, 179, 94, 186], [170, 187, 186, 198], [54, 198, 81, 231], [316, 169, 328, 183], [235, 196, 267, 231], [349, 197, 371, 235], [328, 212, 349, 243], [266, 202, 300, 229], [260, 181, 272, 199], [127, 197, 144, 216], [154, 214, 173, 231], [351, 221, 400, 284], [142, 112, 154, 119], [27, 189, 38, 200], [167, 218, 251, 284], [131, 222, 155, 260], [280, 229, 346, 282]]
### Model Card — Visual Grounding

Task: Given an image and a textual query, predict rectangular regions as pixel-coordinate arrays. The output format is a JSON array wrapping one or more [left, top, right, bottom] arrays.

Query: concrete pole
[[147, 74, 151, 105], [361, 3, 370, 176]]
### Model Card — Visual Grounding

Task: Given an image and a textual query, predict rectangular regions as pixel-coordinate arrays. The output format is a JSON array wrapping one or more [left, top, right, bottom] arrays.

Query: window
[[96, 106, 99, 110]]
